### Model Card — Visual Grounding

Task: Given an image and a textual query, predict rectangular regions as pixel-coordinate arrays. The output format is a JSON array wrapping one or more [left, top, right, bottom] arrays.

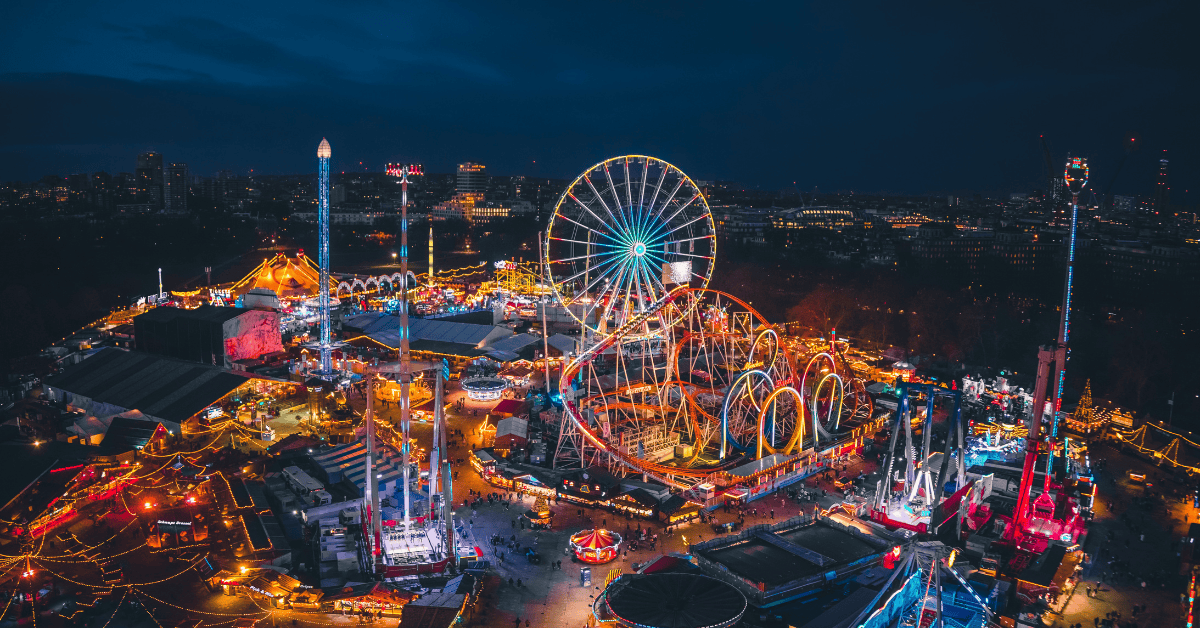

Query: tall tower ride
[[386, 164, 415, 530], [1010, 156, 1088, 540], [317, 138, 332, 375], [1051, 156, 1088, 434]]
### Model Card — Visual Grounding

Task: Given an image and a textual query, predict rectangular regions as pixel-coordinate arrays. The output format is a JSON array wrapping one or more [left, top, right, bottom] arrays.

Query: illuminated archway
[[757, 386, 805, 459]]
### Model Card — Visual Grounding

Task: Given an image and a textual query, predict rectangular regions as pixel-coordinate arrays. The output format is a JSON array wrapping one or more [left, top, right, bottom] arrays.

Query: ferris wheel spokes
[[546, 156, 715, 334]]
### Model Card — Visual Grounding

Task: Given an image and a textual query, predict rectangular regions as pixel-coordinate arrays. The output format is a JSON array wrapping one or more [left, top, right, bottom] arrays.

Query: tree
[[786, 285, 856, 336]]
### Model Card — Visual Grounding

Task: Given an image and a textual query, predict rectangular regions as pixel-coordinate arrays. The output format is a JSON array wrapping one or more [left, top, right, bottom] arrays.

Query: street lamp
[[392, 252, 398, 266]]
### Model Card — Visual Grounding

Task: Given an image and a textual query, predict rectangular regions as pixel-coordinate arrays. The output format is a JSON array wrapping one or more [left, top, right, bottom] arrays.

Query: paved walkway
[[1053, 442, 1190, 628]]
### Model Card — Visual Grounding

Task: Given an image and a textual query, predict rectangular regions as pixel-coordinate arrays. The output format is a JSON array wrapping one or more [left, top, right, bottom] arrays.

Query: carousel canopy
[[571, 529, 620, 550]]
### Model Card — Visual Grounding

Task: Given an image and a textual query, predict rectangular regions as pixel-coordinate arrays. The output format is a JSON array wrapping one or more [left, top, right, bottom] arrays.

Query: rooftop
[[134, 304, 252, 325], [695, 518, 889, 590], [44, 348, 255, 423]]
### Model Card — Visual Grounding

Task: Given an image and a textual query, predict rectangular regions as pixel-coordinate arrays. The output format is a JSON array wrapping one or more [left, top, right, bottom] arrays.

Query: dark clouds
[[0, 1, 1196, 197]]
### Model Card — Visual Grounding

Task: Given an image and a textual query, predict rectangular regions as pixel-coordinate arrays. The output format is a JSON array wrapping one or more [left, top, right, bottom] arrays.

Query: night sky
[[2, 1, 1197, 198]]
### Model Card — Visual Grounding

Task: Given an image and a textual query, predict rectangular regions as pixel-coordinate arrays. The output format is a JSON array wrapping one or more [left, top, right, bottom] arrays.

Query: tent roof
[[231, 254, 327, 299], [45, 348, 253, 424], [571, 529, 620, 549], [491, 399, 525, 416]]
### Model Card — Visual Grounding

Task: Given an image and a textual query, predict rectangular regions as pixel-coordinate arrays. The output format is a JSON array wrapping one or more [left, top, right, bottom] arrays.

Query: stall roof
[[658, 495, 700, 516], [616, 488, 659, 508], [229, 477, 255, 509], [547, 334, 577, 356], [496, 417, 529, 440], [409, 339, 488, 357], [486, 334, 541, 361], [44, 347, 254, 423], [345, 313, 507, 346], [98, 415, 166, 455], [243, 512, 271, 550], [491, 399, 525, 417]]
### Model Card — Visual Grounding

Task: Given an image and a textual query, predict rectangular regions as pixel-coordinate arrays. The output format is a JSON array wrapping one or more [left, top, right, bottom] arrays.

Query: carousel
[[460, 376, 509, 401], [569, 529, 622, 564]]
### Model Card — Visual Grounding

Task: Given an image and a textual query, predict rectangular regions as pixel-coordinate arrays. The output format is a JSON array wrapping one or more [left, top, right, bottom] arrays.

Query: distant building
[[457, 162, 487, 196], [137, 151, 164, 209], [712, 206, 770, 244], [905, 222, 1058, 275], [773, 206, 859, 232], [430, 196, 534, 223], [1153, 151, 1170, 212], [164, 163, 188, 213], [331, 183, 347, 206], [292, 210, 383, 225]]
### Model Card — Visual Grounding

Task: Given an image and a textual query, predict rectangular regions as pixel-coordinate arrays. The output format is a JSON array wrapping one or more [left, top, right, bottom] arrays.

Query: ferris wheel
[[545, 156, 716, 333]]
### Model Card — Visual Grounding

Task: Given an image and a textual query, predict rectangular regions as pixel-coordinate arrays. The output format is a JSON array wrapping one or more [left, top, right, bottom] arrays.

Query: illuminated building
[[772, 206, 860, 232], [905, 224, 1057, 275], [290, 210, 384, 225], [164, 163, 188, 213], [133, 304, 282, 368], [1154, 150, 1170, 212], [711, 206, 769, 244], [456, 161, 487, 195], [136, 151, 163, 208], [429, 193, 481, 222]]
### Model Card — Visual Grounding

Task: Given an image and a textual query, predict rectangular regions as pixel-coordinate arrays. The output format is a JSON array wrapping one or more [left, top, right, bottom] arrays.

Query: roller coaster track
[[560, 286, 877, 488], [560, 287, 815, 486]]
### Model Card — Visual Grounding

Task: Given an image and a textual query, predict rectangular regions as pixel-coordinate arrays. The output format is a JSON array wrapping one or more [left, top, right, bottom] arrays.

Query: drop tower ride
[[317, 138, 333, 375]]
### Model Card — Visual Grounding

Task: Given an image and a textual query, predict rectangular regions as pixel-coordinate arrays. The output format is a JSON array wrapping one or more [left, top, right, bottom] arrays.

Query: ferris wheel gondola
[[545, 156, 715, 334]]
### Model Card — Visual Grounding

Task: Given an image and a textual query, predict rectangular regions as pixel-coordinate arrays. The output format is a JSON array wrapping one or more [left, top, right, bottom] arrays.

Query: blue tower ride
[[1051, 156, 1088, 437], [317, 138, 332, 375]]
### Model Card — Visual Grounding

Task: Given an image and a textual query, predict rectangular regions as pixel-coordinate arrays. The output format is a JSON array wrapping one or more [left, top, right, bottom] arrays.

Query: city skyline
[[2, 2, 1197, 198]]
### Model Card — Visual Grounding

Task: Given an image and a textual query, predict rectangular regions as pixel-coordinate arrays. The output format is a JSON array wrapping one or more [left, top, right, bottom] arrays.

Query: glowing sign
[[386, 163, 424, 177]]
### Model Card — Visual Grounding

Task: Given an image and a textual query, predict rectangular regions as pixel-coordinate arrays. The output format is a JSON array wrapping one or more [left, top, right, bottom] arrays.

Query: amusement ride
[[544, 156, 875, 490]]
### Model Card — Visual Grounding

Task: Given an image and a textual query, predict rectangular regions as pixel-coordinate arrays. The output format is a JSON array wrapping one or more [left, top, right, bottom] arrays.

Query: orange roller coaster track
[[560, 287, 815, 486]]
